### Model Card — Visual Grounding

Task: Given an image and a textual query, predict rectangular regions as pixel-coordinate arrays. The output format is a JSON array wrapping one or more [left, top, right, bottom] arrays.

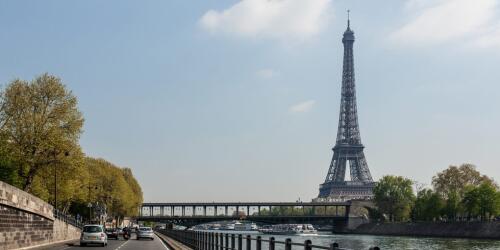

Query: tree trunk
[[22, 175, 34, 192]]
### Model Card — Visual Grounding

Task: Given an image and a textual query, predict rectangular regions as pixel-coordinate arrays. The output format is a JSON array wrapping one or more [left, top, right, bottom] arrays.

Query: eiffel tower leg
[[349, 157, 361, 182], [357, 152, 372, 181], [334, 157, 347, 182], [325, 151, 347, 182]]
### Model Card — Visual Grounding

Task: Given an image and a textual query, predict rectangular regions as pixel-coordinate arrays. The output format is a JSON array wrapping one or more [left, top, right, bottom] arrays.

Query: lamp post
[[87, 202, 92, 223], [54, 158, 57, 211]]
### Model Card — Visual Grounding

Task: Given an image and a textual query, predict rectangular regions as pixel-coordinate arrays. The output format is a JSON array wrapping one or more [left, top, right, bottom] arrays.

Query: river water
[[208, 230, 500, 250]]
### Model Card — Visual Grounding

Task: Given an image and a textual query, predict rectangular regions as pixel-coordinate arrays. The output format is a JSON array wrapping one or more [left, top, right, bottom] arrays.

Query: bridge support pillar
[[332, 220, 348, 233]]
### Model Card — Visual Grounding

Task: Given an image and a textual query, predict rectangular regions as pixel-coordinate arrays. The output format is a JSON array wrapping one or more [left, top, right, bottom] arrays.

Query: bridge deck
[[139, 202, 351, 221], [142, 202, 350, 206]]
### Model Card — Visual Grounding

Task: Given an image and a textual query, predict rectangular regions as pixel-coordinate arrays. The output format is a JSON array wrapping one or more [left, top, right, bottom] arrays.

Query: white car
[[80, 225, 108, 247], [137, 227, 154, 240]]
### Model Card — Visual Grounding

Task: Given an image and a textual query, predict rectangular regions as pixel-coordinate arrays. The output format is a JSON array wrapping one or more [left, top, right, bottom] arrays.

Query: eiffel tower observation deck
[[317, 14, 375, 202]]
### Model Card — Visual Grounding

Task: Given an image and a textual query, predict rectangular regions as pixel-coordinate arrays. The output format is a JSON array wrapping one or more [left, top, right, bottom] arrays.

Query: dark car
[[105, 228, 119, 240]]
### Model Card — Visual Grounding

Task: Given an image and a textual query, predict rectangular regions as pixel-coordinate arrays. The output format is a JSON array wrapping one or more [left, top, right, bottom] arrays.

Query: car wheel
[[81, 243, 86, 247], [102, 243, 106, 247]]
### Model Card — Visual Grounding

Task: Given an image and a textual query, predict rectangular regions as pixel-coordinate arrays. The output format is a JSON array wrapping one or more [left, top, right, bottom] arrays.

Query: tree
[[462, 186, 480, 220], [84, 157, 143, 221], [0, 74, 143, 222], [0, 74, 84, 192], [432, 164, 494, 220], [476, 182, 500, 221], [413, 188, 444, 221], [373, 175, 415, 222], [121, 168, 143, 217], [432, 164, 492, 199], [463, 182, 500, 221], [0, 155, 20, 187]]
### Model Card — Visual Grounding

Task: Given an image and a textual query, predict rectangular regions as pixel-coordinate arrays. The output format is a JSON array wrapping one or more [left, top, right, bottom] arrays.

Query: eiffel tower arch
[[317, 16, 375, 202]]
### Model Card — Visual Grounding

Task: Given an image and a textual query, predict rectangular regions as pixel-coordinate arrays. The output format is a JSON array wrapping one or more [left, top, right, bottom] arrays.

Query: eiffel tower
[[317, 14, 375, 201]]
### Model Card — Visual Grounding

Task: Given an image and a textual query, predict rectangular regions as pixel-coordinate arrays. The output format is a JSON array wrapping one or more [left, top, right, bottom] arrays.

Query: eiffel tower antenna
[[347, 9, 350, 28]]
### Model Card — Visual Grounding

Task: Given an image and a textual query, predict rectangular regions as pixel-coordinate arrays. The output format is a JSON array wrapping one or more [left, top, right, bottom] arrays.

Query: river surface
[[205, 230, 500, 250]]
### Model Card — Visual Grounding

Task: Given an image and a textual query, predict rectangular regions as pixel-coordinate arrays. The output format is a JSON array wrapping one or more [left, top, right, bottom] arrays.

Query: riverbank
[[350, 221, 500, 239]]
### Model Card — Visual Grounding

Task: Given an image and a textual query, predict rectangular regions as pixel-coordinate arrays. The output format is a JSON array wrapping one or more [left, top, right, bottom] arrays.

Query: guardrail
[[53, 209, 83, 229], [156, 230, 380, 250]]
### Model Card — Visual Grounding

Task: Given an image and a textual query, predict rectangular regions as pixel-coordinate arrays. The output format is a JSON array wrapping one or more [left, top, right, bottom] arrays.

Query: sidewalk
[[155, 231, 191, 250], [23, 239, 79, 250]]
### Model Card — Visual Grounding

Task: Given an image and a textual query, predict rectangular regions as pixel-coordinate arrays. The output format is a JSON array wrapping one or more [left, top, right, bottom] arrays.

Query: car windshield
[[84, 226, 103, 233], [105, 229, 115, 232]]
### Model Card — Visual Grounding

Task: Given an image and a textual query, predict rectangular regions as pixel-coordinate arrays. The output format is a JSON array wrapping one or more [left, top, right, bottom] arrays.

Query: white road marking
[[156, 234, 170, 250], [114, 240, 130, 250]]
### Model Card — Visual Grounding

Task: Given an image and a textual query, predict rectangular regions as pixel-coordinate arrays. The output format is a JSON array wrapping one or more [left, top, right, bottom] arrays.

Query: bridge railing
[[156, 230, 380, 250]]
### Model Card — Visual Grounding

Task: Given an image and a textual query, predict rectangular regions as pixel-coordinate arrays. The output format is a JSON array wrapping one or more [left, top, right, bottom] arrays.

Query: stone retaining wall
[[0, 181, 81, 250], [352, 221, 500, 239], [0, 181, 53, 220]]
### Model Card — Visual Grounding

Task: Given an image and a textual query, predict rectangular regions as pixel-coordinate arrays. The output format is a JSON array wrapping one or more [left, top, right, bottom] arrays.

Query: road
[[41, 233, 169, 250]]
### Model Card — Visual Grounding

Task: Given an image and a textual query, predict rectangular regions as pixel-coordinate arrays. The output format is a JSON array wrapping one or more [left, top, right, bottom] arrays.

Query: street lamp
[[87, 202, 92, 223]]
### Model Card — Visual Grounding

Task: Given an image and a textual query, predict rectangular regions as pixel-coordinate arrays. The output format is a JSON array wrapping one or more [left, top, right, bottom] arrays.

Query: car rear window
[[84, 226, 103, 233], [140, 227, 152, 231]]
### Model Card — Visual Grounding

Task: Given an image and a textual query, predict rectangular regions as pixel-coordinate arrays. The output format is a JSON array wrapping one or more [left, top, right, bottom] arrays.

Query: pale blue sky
[[1, 0, 499, 202]]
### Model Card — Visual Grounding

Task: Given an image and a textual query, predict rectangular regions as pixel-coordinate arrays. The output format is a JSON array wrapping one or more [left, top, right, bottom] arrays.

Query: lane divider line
[[114, 239, 130, 250]]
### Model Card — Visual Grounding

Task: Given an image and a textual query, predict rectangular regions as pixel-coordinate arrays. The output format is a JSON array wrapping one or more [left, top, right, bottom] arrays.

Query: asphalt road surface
[[41, 233, 169, 250]]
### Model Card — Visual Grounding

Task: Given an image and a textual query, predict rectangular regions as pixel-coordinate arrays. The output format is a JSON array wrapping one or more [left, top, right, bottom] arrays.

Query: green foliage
[[432, 164, 495, 220], [432, 164, 493, 199], [413, 189, 444, 221], [373, 175, 415, 222], [463, 182, 500, 221], [0, 74, 143, 221], [0, 152, 22, 188], [85, 157, 143, 220], [0, 74, 84, 192], [143, 221, 155, 227]]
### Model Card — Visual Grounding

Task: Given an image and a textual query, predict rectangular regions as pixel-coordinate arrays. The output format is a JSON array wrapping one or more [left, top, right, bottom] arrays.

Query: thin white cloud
[[256, 69, 279, 79], [474, 22, 500, 48], [199, 0, 332, 41], [391, 0, 500, 48], [289, 100, 316, 113]]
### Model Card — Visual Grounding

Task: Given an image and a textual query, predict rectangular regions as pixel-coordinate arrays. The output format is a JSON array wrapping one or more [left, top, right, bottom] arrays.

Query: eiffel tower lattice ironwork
[[317, 14, 375, 201]]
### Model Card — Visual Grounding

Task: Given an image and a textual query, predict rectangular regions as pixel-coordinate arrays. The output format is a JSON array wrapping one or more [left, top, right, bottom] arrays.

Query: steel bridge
[[138, 202, 351, 230]]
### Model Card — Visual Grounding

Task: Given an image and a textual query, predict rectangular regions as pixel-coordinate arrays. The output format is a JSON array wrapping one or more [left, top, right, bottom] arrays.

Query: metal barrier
[[54, 209, 83, 229], [156, 230, 380, 250]]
